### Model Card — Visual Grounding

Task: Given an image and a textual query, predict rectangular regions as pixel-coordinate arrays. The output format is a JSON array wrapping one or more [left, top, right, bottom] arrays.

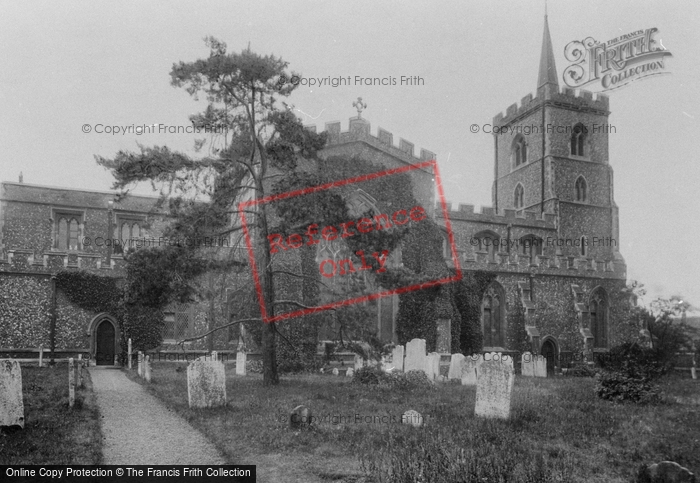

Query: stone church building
[[0, 16, 641, 369]]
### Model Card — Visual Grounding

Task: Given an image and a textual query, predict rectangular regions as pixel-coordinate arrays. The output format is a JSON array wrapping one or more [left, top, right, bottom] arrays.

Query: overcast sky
[[1, 0, 698, 308]]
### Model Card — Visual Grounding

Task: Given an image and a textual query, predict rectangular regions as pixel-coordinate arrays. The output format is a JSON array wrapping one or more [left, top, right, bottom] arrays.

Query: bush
[[597, 342, 668, 380], [379, 370, 434, 391], [595, 371, 662, 404], [352, 365, 384, 385]]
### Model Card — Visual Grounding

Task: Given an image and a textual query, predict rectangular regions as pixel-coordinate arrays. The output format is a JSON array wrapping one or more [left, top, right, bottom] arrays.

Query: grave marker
[[0, 360, 24, 429], [391, 345, 404, 372], [127, 338, 132, 370], [187, 358, 227, 408], [426, 352, 441, 380], [448, 353, 465, 381], [460, 354, 483, 386], [404, 339, 427, 373], [474, 358, 514, 419], [144, 355, 152, 383], [236, 351, 246, 376], [38, 345, 44, 368]]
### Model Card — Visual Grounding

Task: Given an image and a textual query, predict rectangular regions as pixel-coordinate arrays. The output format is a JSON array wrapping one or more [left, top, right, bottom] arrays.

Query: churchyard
[[121, 355, 698, 482]]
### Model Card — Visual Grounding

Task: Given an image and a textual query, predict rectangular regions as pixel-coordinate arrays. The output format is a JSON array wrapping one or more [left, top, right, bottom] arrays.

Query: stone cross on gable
[[353, 97, 367, 118]]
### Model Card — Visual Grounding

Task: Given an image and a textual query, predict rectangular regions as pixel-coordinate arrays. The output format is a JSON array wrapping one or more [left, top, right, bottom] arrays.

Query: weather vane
[[353, 97, 367, 118]]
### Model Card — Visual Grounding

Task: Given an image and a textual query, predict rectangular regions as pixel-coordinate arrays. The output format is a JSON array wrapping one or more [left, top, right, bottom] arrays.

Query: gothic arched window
[[482, 282, 505, 347], [571, 123, 586, 156], [575, 176, 587, 202], [54, 212, 82, 251], [514, 184, 525, 209], [589, 287, 608, 348]]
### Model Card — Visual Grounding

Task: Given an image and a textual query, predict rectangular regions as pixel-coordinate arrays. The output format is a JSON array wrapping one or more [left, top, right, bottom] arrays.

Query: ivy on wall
[[54, 270, 164, 354], [452, 270, 498, 355]]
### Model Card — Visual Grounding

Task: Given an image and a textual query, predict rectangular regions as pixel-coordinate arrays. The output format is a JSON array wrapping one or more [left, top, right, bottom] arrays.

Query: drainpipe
[[49, 275, 57, 366], [106, 201, 113, 266]]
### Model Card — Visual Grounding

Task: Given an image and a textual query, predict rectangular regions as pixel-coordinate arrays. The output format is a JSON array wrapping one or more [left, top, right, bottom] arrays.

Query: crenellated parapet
[[436, 202, 557, 228], [305, 117, 436, 166], [0, 249, 126, 275], [493, 86, 610, 127]]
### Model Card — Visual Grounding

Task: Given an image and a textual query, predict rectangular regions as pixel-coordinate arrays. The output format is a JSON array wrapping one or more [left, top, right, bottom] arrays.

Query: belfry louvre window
[[575, 176, 587, 202], [514, 184, 525, 209], [571, 124, 586, 156], [513, 136, 527, 167], [54, 211, 83, 251]]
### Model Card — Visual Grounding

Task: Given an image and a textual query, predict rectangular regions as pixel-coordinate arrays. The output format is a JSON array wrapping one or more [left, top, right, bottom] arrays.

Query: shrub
[[597, 342, 668, 380], [352, 365, 384, 385], [595, 371, 662, 404], [379, 370, 434, 391]]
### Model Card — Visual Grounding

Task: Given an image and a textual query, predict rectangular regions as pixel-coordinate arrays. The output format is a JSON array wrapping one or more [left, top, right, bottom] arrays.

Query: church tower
[[492, 14, 623, 265]]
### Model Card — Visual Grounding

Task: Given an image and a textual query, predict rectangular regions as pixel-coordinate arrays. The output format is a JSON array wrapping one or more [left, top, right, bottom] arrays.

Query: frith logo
[[563, 28, 672, 92]]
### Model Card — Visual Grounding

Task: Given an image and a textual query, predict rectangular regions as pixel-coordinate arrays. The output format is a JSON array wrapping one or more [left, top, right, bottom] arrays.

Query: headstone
[[235, 351, 246, 376], [435, 318, 451, 353], [691, 367, 696, 380], [404, 338, 427, 373], [144, 355, 151, 383], [426, 352, 441, 380], [521, 352, 534, 377], [127, 338, 132, 370], [68, 358, 75, 408], [391, 345, 404, 372], [289, 405, 312, 430], [354, 354, 363, 370], [461, 354, 483, 386], [187, 358, 227, 408], [319, 368, 324, 374], [211, 351, 218, 362], [0, 360, 24, 429], [448, 353, 465, 380], [137, 351, 143, 377], [332, 368, 339, 376], [534, 355, 547, 378], [474, 358, 514, 419], [637, 460, 696, 483], [38, 345, 44, 368], [401, 410, 423, 427], [346, 368, 354, 378]]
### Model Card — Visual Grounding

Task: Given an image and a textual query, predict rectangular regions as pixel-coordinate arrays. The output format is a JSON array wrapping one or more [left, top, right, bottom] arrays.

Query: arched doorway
[[541, 338, 557, 377], [88, 313, 120, 366]]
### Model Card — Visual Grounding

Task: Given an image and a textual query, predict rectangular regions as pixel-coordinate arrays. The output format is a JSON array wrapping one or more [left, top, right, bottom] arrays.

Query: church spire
[[537, 13, 559, 91]]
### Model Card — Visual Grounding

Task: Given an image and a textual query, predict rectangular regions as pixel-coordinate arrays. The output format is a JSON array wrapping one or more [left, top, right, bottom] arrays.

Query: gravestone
[[461, 354, 483, 386], [211, 351, 218, 362], [391, 345, 404, 372], [448, 353, 465, 381], [332, 368, 339, 376], [354, 354, 363, 370], [404, 339, 427, 373], [426, 352, 441, 380], [637, 460, 696, 482], [521, 352, 534, 377], [137, 351, 143, 378], [692, 367, 697, 380], [289, 405, 312, 430], [0, 360, 24, 429], [68, 358, 75, 408], [144, 355, 151, 383], [187, 358, 227, 408], [474, 359, 514, 419], [38, 345, 44, 368], [235, 351, 246, 376], [401, 410, 423, 427], [346, 368, 354, 378], [534, 356, 547, 378]]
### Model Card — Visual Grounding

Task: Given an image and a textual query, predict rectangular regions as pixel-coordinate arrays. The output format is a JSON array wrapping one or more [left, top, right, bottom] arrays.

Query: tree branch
[[176, 317, 261, 345]]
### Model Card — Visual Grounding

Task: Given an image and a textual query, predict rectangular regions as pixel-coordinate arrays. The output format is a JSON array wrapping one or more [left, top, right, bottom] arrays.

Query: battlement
[[493, 86, 610, 126], [305, 117, 436, 165], [0, 248, 127, 275], [436, 202, 557, 228]]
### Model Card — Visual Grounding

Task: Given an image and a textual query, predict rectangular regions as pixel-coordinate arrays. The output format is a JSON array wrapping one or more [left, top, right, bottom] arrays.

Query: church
[[0, 16, 642, 371]]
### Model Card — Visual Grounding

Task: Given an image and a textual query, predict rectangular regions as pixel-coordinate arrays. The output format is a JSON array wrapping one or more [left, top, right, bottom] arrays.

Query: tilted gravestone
[[289, 405, 312, 430], [0, 360, 24, 429], [353, 354, 364, 370], [426, 352, 441, 380], [235, 351, 246, 376], [187, 358, 227, 408], [447, 353, 465, 381], [346, 368, 354, 378], [391, 345, 404, 372], [474, 358, 515, 419], [460, 354, 483, 386], [404, 339, 427, 373]]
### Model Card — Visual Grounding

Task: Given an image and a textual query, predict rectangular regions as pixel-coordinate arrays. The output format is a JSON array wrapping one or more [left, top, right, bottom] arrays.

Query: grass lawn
[[0, 363, 102, 465], [126, 363, 699, 483]]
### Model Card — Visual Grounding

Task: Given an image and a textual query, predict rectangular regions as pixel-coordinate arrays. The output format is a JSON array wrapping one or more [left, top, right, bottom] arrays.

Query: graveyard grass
[[127, 363, 699, 483], [0, 364, 102, 465]]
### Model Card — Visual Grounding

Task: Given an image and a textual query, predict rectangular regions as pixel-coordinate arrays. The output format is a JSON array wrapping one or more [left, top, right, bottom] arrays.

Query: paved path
[[89, 367, 226, 465]]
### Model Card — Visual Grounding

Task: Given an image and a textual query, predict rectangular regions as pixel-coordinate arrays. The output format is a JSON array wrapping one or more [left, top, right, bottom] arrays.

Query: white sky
[[1, 0, 698, 307]]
